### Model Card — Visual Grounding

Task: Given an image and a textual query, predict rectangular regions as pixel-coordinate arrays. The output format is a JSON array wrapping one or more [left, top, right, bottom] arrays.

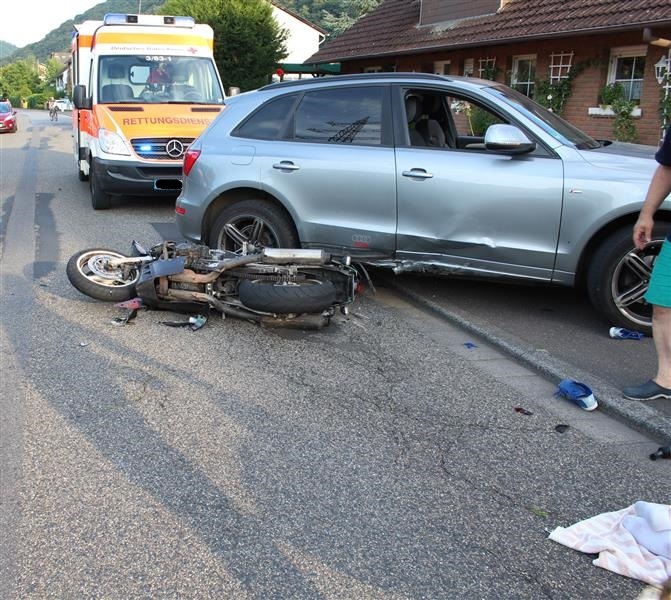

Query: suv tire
[[209, 200, 297, 252], [587, 223, 669, 334]]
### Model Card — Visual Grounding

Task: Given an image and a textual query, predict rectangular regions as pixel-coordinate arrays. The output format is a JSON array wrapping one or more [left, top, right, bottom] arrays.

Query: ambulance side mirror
[[73, 85, 91, 110]]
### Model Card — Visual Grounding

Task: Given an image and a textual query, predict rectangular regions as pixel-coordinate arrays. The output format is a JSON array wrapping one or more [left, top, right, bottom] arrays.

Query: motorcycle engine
[[173, 242, 212, 261]]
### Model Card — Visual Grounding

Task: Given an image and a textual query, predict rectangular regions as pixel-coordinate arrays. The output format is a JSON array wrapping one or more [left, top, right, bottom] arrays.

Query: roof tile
[[308, 0, 671, 62]]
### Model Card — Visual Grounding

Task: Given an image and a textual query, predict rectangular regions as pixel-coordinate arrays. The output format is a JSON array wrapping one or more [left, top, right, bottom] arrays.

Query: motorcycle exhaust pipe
[[262, 248, 330, 264]]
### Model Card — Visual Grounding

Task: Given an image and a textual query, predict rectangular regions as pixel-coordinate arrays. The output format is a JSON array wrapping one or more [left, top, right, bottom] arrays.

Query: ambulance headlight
[[98, 128, 130, 155]]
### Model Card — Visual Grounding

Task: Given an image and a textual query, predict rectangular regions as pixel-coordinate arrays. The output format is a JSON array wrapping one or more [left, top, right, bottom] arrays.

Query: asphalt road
[[381, 272, 670, 420], [1, 110, 669, 599]]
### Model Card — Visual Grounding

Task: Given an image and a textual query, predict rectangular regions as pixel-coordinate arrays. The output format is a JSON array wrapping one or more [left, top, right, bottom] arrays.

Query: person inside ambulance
[[145, 62, 173, 92]]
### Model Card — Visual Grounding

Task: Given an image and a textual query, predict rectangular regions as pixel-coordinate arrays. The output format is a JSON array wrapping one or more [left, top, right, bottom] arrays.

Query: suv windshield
[[484, 84, 601, 150], [98, 56, 225, 104]]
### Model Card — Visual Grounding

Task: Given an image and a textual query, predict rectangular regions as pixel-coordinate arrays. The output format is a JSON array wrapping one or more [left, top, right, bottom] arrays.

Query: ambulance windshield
[[98, 56, 225, 104]]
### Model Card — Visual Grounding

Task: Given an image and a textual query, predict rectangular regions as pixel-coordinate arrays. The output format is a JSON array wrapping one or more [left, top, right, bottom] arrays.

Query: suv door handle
[[402, 169, 433, 179], [273, 161, 300, 171]]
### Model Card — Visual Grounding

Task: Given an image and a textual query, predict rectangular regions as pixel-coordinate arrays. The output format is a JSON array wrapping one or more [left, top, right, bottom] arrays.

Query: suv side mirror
[[485, 124, 535, 154], [73, 84, 91, 110]]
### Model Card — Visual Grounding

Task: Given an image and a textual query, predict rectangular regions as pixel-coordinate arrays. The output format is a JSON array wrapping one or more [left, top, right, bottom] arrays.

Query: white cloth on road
[[548, 501, 671, 586]]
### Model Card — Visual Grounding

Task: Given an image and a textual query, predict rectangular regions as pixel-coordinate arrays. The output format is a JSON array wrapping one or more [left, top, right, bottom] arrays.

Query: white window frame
[[511, 54, 537, 97], [607, 45, 647, 102], [549, 52, 574, 83]]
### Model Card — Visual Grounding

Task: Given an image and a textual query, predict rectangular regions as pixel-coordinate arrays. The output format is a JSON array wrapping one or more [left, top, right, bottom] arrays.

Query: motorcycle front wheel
[[66, 249, 140, 302], [238, 278, 336, 314]]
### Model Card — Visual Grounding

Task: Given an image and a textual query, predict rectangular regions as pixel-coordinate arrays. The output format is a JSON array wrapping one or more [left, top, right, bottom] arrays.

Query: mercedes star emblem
[[165, 139, 184, 158]]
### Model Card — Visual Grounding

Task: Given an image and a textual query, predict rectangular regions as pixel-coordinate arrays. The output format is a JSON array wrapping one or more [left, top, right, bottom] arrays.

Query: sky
[[0, 0, 101, 48]]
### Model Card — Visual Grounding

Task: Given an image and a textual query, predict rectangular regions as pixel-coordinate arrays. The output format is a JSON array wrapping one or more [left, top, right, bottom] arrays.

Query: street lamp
[[654, 53, 670, 85]]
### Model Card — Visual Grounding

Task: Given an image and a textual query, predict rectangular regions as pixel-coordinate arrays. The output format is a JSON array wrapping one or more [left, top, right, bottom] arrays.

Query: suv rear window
[[294, 86, 385, 146], [233, 94, 298, 140]]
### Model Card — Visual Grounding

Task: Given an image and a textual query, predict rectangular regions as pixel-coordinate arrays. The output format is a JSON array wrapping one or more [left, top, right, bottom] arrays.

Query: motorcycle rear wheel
[[238, 278, 336, 314], [67, 249, 140, 302]]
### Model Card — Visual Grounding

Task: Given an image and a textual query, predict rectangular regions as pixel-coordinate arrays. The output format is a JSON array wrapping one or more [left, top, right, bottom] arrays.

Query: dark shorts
[[645, 238, 671, 308]]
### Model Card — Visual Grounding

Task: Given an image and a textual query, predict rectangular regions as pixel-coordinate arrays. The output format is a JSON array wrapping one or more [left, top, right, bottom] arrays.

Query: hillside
[[0, 40, 18, 61]]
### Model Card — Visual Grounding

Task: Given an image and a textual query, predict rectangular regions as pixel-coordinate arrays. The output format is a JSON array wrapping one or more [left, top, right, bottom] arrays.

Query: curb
[[381, 276, 671, 445]]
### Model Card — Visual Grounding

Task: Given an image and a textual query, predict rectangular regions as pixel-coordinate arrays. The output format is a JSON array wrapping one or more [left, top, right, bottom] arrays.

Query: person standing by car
[[623, 127, 671, 401]]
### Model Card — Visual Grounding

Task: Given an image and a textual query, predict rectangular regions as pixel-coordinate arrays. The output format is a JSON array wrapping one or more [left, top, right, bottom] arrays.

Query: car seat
[[100, 63, 134, 102], [415, 95, 447, 147], [168, 64, 200, 101], [405, 94, 426, 146]]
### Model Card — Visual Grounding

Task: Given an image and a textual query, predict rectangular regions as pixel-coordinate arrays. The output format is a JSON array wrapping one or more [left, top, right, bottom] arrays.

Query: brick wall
[[343, 28, 671, 146]]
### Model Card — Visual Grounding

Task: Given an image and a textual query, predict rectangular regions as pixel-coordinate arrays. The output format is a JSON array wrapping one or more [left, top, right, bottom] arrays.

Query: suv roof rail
[[259, 72, 454, 91]]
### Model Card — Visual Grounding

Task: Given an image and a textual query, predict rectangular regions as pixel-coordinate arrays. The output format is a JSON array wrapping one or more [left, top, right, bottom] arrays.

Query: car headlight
[[98, 128, 130, 155]]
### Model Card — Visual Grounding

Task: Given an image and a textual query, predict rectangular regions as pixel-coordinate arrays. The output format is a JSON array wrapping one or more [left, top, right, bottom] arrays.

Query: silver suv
[[176, 73, 670, 333]]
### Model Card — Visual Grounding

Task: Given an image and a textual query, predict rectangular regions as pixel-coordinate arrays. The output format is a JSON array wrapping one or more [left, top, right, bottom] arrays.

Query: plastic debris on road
[[609, 327, 645, 340]]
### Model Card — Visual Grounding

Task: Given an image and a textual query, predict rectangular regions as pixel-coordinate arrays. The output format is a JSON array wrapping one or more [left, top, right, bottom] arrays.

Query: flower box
[[588, 106, 642, 118]]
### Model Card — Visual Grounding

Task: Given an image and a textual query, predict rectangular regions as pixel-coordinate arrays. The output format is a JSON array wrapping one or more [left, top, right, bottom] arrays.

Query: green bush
[[598, 83, 637, 142], [469, 106, 503, 136], [27, 93, 49, 109], [599, 83, 625, 106]]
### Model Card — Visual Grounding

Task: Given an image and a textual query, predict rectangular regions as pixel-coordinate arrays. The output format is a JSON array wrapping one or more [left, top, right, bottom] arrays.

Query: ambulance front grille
[[131, 137, 194, 161]]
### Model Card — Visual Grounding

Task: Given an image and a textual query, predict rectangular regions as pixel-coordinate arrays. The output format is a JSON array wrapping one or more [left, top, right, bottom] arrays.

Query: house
[[271, 1, 325, 64], [306, 0, 671, 145]]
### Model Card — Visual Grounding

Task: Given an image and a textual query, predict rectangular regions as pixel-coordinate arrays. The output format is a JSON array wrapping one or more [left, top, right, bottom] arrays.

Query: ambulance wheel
[[90, 160, 111, 210]]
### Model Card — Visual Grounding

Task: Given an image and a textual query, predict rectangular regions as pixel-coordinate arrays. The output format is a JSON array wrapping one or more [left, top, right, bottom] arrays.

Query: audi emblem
[[165, 139, 185, 158]]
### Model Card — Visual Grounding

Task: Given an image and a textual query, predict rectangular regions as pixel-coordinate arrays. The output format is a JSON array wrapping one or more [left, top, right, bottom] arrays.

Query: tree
[[321, 0, 382, 37], [277, 0, 382, 37], [44, 57, 64, 88], [0, 58, 42, 101], [160, 0, 287, 92]]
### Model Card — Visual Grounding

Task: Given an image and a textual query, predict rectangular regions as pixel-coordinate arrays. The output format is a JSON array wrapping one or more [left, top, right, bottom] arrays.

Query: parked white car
[[54, 99, 72, 112]]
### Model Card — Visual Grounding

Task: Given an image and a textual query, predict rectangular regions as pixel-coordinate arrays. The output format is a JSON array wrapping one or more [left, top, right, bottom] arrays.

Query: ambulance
[[71, 13, 226, 209]]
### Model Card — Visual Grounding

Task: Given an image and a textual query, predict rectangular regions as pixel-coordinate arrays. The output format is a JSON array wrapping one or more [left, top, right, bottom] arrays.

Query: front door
[[395, 86, 564, 280]]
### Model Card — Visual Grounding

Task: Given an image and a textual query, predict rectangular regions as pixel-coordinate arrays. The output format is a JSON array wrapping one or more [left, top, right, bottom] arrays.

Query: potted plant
[[599, 82, 624, 109]]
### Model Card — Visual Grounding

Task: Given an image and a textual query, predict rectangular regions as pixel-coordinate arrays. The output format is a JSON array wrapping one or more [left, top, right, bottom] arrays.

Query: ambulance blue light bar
[[103, 14, 195, 27]]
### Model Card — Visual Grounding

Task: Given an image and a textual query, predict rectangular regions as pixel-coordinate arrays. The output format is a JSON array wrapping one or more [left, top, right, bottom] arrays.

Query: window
[[433, 60, 451, 75], [512, 55, 536, 97], [608, 46, 646, 102], [294, 87, 385, 146], [403, 87, 507, 150], [233, 94, 297, 140], [549, 52, 574, 83], [463, 59, 474, 77], [449, 94, 506, 140]]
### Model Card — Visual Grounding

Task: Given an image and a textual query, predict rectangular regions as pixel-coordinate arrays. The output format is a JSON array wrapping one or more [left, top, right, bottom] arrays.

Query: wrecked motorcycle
[[66, 240, 359, 329]]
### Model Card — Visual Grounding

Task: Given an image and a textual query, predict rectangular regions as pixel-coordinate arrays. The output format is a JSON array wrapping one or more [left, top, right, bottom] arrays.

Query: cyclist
[[48, 97, 58, 121]]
